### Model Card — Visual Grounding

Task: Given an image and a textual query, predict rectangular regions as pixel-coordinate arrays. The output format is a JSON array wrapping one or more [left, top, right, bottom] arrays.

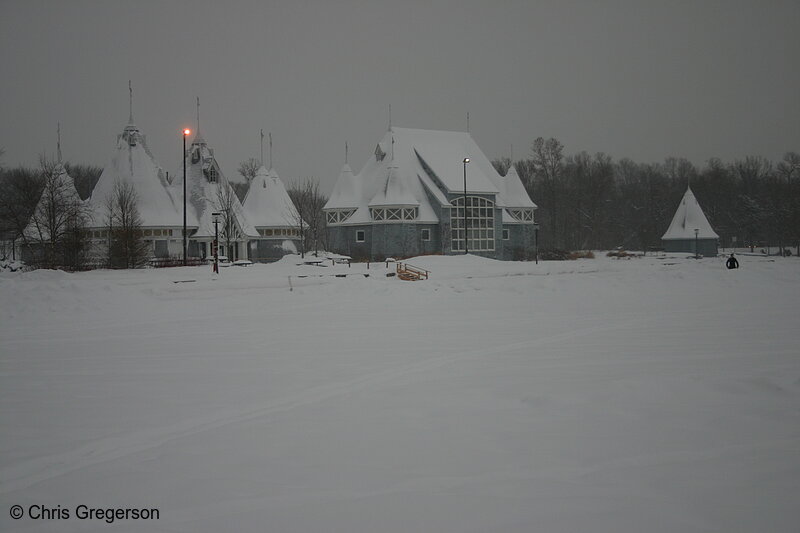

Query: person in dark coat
[[726, 253, 739, 269]]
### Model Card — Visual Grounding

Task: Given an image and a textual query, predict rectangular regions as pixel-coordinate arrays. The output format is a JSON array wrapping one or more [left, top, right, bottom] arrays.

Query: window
[[369, 207, 418, 222], [421, 228, 431, 241], [503, 229, 510, 240], [356, 230, 365, 243], [450, 196, 495, 252], [327, 209, 357, 224], [205, 165, 217, 183], [508, 208, 534, 222]]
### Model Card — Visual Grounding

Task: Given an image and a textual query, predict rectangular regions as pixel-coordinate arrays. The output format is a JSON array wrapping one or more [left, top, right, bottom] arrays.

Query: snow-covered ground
[[1, 253, 798, 532]]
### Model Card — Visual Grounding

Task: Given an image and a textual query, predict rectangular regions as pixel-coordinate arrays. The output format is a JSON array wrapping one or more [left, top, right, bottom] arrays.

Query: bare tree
[[237, 158, 260, 182], [531, 137, 565, 248], [105, 180, 149, 268], [776, 152, 800, 182], [215, 180, 241, 260], [288, 178, 328, 258], [23, 156, 91, 269]]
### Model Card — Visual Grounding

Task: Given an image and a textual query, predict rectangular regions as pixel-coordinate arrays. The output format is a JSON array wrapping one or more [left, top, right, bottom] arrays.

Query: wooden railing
[[396, 262, 429, 281]]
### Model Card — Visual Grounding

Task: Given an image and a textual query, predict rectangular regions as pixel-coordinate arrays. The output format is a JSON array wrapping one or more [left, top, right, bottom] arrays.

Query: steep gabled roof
[[177, 136, 256, 238], [89, 120, 191, 228], [662, 187, 719, 240], [241, 166, 301, 227]]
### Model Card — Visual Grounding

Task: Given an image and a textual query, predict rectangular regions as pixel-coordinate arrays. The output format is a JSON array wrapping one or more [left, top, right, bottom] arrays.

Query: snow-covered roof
[[241, 166, 301, 228], [89, 121, 192, 229], [24, 164, 84, 241], [499, 165, 537, 209], [662, 187, 719, 240], [324, 127, 536, 225], [368, 165, 419, 207], [177, 136, 256, 239], [326, 163, 359, 209]]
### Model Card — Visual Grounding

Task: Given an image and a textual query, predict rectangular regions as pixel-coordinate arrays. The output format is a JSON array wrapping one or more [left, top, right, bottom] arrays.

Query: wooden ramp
[[396, 262, 429, 281]]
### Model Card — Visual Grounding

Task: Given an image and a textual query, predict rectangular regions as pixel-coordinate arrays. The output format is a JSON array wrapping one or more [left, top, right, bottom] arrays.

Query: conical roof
[[368, 164, 419, 207], [326, 163, 359, 209], [24, 163, 84, 241], [89, 121, 189, 228], [242, 166, 301, 227], [662, 187, 719, 240], [500, 164, 537, 209]]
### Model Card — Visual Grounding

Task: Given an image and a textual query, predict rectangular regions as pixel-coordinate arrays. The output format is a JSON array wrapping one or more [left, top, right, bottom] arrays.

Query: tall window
[[451, 196, 495, 252]]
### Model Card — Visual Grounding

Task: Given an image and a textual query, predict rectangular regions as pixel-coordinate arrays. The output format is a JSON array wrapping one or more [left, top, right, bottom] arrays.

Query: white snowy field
[[1, 253, 798, 533]]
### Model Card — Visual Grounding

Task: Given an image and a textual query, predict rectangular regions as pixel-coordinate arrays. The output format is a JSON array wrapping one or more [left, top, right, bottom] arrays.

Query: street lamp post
[[212, 212, 220, 274], [182, 128, 191, 266], [463, 157, 470, 254], [695, 228, 700, 259]]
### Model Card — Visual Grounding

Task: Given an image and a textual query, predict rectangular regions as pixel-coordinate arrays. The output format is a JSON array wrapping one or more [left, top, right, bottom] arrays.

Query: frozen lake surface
[[1, 253, 798, 532]]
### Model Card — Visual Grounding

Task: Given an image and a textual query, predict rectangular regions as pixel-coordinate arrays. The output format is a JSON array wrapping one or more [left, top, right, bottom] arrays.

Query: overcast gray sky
[[1, 0, 798, 193]]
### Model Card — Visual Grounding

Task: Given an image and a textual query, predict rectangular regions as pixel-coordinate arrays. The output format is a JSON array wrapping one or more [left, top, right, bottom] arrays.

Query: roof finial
[[196, 96, 201, 134], [57, 122, 62, 163], [128, 80, 133, 124], [510, 143, 513, 162], [391, 135, 395, 161], [269, 132, 273, 169], [260, 129, 264, 166], [466, 112, 470, 133], [388, 104, 392, 131], [345, 141, 348, 164]]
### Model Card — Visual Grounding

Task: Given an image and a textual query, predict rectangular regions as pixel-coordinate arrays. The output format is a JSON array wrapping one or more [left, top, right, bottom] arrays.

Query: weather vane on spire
[[57, 122, 62, 163], [196, 97, 201, 134], [128, 80, 134, 124]]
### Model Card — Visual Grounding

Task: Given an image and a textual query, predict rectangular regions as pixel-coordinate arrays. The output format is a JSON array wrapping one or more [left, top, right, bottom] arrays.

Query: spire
[[391, 134, 395, 161], [466, 112, 470, 132], [345, 141, 348, 164], [57, 122, 62, 163], [196, 96, 201, 135], [510, 143, 513, 162], [388, 104, 392, 131], [260, 129, 264, 166], [269, 132, 273, 170], [128, 80, 134, 124]]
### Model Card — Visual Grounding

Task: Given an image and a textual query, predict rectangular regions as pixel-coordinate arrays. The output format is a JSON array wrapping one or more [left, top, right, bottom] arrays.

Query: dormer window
[[204, 165, 217, 183], [192, 148, 201, 164], [375, 143, 386, 162]]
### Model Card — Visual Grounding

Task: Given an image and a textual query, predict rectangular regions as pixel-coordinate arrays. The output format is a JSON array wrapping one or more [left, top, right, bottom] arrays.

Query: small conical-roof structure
[[662, 186, 719, 240], [24, 132, 84, 241], [500, 164, 537, 209], [242, 165, 301, 227], [326, 163, 359, 209]]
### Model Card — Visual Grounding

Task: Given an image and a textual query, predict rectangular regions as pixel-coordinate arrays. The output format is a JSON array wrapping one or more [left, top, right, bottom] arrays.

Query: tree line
[[492, 138, 800, 255]]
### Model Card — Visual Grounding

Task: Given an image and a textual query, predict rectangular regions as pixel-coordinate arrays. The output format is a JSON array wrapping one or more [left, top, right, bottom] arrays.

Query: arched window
[[450, 196, 495, 252]]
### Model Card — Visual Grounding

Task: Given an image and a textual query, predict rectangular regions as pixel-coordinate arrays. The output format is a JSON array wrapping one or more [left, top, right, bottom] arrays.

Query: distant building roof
[[324, 127, 536, 224], [662, 187, 719, 240]]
